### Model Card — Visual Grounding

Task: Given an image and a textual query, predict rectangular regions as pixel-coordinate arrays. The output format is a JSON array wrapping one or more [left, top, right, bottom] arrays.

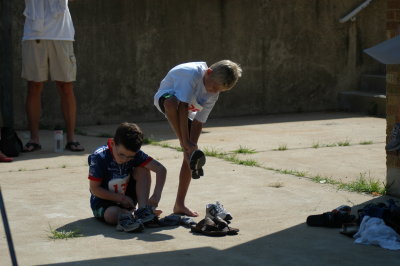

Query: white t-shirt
[[22, 0, 75, 41], [154, 62, 219, 123]]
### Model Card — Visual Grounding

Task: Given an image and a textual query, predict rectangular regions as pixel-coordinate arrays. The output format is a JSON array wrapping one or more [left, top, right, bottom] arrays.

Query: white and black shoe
[[205, 201, 232, 221]]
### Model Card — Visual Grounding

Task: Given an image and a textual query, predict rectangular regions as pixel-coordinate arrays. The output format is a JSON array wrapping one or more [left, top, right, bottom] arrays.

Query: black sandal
[[65, 142, 84, 152], [22, 142, 42, 152], [190, 150, 206, 179], [190, 217, 227, 237]]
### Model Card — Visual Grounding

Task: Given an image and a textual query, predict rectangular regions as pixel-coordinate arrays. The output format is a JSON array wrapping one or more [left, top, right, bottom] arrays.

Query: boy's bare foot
[[173, 205, 199, 217]]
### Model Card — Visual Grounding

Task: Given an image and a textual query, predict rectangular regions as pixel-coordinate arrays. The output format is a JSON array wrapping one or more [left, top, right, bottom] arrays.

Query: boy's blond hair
[[209, 60, 242, 89]]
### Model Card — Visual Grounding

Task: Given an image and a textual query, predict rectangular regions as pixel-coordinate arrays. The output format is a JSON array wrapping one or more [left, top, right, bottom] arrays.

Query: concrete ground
[[1, 112, 399, 266]]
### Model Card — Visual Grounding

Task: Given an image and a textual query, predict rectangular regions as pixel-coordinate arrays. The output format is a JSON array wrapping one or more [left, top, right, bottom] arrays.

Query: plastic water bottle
[[54, 129, 64, 153]]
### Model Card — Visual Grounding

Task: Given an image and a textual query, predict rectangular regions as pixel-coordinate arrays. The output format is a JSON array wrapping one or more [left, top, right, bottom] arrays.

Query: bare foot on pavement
[[173, 205, 199, 217]]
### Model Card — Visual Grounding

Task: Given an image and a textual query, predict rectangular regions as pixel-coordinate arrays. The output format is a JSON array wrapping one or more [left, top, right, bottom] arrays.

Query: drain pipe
[[339, 0, 374, 23]]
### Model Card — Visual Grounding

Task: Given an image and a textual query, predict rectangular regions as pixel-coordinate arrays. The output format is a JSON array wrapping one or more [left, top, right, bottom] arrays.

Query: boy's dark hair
[[114, 122, 144, 152]]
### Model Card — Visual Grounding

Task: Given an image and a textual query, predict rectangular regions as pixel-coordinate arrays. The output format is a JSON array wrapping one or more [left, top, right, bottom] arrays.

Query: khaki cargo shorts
[[22, 40, 76, 82]]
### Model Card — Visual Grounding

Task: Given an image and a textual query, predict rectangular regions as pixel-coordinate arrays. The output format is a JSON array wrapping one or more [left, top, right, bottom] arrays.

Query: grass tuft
[[232, 146, 257, 154], [310, 174, 339, 185], [49, 226, 82, 240], [312, 142, 320, 149], [143, 138, 156, 145], [265, 167, 307, 177], [203, 147, 227, 158], [274, 144, 288, 151], [325, 143, 337, 147], [338, 173, 386, 195], [151, 141, 182, 152], [238, 159, 259, 166], [359, 140, 373, 145], [337, 139, 350, 146], [223, 154, 260, 166]]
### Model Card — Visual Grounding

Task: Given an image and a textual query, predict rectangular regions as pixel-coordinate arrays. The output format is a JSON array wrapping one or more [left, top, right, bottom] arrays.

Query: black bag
[[0, 127, 23, 157]]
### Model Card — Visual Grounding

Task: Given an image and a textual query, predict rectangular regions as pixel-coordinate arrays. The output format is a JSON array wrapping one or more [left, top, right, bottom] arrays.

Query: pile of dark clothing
[[306, 199, 400, 250]]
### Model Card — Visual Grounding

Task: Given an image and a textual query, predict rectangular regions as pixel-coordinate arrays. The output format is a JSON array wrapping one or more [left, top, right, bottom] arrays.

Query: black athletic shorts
[[159, 93, 192, 132]]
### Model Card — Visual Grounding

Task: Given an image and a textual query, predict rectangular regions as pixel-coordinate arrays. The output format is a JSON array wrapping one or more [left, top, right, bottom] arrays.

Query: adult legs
[[56, 81, 83, 150], [25, 81, 43, 148]]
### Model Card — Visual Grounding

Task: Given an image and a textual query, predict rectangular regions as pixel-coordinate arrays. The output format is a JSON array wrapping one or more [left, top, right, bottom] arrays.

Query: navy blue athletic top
[[88, 139, 152, 207]]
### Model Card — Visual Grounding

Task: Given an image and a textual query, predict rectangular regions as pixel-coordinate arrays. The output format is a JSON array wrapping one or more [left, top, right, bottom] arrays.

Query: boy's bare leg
[[164, 97, 199, 216], [164, 98, 196, 155], [133, 167, 151, 209], [163, 97, 183, 142], [173, 158, 199, 217], [104, 206, 130, 225], [26, 81, 43, 146]]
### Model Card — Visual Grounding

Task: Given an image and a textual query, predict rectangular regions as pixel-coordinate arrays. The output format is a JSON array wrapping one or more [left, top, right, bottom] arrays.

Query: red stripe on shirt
[[139, 157, 153, 167], [88, 176, 102, 182]]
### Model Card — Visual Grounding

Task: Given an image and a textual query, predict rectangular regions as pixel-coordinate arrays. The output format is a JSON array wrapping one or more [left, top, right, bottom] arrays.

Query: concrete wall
[[3, 0, 387, 128]]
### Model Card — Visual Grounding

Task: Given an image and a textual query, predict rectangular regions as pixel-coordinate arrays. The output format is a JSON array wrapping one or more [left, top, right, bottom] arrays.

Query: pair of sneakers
[[386, 123, 400, 152], [191, 201, 238, 236], [116, 206, 155, 232], [190, 150, 206, 179], [205, 201, 233, 222]]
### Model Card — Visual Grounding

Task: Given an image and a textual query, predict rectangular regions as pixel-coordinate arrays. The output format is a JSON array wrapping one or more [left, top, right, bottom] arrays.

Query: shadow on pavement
[[39, 224, 400, 266], [56, 217, 179, 241], [43, 196, 400, 266]]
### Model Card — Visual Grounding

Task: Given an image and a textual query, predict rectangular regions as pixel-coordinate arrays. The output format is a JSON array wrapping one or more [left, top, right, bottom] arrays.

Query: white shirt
[[22, 0, 75, 41], [154, 62, 219, 123]]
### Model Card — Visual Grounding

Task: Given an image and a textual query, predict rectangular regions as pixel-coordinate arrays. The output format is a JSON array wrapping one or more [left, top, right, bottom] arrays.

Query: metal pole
[[0, 186, 18, 266], [339, 0, 374, 23]]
